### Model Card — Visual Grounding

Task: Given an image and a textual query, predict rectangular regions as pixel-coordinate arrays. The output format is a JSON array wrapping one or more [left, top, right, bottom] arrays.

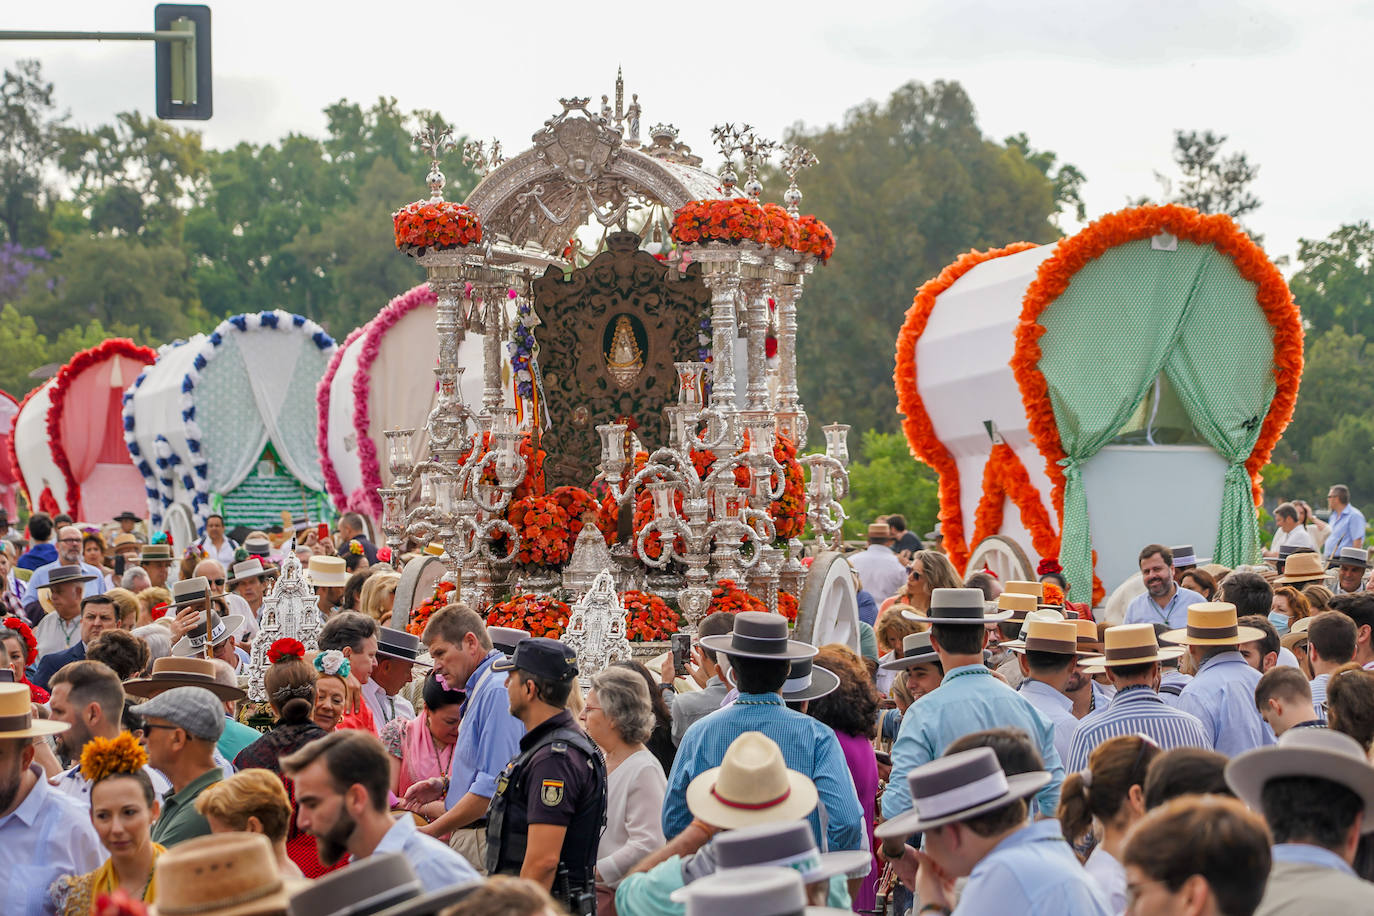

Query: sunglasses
[[208, 578, 226, 586], [907, 570, 921, 581]]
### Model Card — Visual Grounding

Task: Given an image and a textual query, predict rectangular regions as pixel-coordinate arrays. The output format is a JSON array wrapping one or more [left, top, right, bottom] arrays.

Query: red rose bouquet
[[487, 594, 570, 639], [707, 579, 767, 616], [267, 638, 305, 663], [393, 200, 483, 254], [621, 590, 682, 642], [672, 198, 766, 246], [795, 214, 836, 262], [505, 494, 574, 567], [406, 580, 457, 637]]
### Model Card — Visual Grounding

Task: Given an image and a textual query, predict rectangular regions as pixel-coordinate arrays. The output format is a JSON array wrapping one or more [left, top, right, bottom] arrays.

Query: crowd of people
[[4, 494, 1374, 916]]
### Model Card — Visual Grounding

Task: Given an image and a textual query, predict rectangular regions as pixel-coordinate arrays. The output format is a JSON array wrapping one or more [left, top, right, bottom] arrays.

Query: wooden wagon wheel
[[795, 550, 860, 652], [967, 534, 1034, 583], [391, 555, 448, 631]]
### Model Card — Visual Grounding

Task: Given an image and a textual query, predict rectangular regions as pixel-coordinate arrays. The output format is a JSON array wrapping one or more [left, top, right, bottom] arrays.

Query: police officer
[[486, 637, 607, 915]]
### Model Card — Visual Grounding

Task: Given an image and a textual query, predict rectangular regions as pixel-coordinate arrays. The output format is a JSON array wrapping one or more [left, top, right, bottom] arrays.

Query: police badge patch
[[540, 778, 565, 807]]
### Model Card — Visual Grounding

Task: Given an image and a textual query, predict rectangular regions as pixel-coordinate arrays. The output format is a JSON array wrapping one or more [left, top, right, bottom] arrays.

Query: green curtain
[[1037, 239, 1231, 600], [1162, 255, 1275, 568]]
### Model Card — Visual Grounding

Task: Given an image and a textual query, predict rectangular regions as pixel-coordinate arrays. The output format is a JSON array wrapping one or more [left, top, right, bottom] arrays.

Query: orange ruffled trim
[[969, 443, 1061, 561], [894, 243, 1038, 573], [1012, 204, 1302, 596]]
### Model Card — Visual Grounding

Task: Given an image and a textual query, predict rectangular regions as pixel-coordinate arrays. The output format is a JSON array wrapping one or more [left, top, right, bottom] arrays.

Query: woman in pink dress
[[380, 671, 463, 822]]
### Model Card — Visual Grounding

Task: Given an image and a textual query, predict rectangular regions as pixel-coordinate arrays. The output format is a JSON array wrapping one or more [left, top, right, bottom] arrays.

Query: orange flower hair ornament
[[80, 732, 148, 784]]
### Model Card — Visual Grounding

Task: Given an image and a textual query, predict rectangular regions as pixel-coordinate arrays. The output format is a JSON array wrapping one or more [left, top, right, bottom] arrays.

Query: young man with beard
[[32, 593, 124, 691], [283, 729, 478, 890], [46, 660, 170, 800], [1125, 545, 1207, 629]]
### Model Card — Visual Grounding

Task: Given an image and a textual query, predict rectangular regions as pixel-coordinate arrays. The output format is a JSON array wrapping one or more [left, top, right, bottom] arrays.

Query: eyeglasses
[[209, 578, 226, 586]]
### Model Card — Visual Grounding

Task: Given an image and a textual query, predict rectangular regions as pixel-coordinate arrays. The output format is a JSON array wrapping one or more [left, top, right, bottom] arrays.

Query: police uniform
[[486, 639, 608, 915]]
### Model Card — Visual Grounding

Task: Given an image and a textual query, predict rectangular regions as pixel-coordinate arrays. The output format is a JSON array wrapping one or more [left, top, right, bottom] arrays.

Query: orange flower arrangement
[[393, 200, 482, 253], [770, 437, 807, 541], [621, 590, 683, 641], [672, 198, 766, 246], [777, 589, 799, 624], [893, 242, 1039, 573], [459, 431, 547, 501], [759, 203, 801, 250], [1040, 581, 1066, 607], [549, 486, 600, 542], [795, 214, 837, 262], [406, 580, 456, 637], [707, 579, 768, 616], [595, 493, 622, 543], [487, 594, 570, 639], [505, 494, 573, 567]]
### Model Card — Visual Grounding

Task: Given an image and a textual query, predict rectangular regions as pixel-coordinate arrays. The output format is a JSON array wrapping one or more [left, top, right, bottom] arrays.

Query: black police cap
[[491, 636, 578, 681]]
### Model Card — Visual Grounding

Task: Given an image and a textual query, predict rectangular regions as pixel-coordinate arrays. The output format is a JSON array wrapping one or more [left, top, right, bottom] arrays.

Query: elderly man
[[197, 557, 257, 645], [22, 525, 107, 616], [32, 593, 124, 690], [1331, 547, 1369, 596], [364, 627, 422, 727], [0, 683, 103, 916], [849, 521, 907, 604], [47, 660, 170, 798], [1324, 484, 1367, 560], [30, 566, 96, 659], [1124, 544, 1206, 629], [132, 685, 226, 846], [120, 564, 151, 594]]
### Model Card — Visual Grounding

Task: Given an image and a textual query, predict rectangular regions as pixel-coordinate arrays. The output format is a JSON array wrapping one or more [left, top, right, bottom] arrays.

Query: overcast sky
[[4, 0, 1370, 267]]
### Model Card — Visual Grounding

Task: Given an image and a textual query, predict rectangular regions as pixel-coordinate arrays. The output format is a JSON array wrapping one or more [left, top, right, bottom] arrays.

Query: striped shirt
[[1157, 669, 1191, 707], [663, 692, 864, 853], [1309, 672, 1331, 722], [1067, 685, 1211, 772], [1177, 650, 1276, 756]]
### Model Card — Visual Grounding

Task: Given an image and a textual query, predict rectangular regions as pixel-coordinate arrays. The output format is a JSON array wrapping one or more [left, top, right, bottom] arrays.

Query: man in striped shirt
[[1067, 624, 1210, 772]]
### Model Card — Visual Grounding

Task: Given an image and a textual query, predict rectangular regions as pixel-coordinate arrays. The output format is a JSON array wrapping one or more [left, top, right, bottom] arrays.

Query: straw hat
[[1073, 617, 1101, 648], [140, 543, 175, 565], [304, 555, 348, 588], [1280, 615, 1313, 653], [1002, 580, 1044, 599], [226, 558, 276, 586], [124, 656, 247, 702], [1079, 623, 1185, 668], [903, 588, 1013, 625], [0, 682, 68, 738], [1006, 619, 1087, 657], [866, 521, 893, 541], [112, 533, 142, 556], [879, 631, 940, 671], [1161, 602, 1265, 647], [875, 746, 1050, 838], [1275, 552, 1328, 584], [152, 832, 296, 916], [999, 609, 1069, 650], [995, 592, 1038, 621], [686, 731, 819, 830], [1226, 727, 1374, 833]]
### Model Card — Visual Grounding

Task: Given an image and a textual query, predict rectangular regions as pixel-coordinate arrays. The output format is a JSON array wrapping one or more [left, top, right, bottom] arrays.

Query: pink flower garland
[[317, 284, 437, 518], [45, 339, 156, 518]]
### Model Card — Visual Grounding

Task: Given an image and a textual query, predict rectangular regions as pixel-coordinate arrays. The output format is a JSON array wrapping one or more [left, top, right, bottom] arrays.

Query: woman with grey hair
[[130, 624, 172, 673], [580, 665, 667, 908]]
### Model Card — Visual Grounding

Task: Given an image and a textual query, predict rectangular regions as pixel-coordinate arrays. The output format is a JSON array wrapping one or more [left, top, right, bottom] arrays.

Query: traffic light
[[154, 4, 211, 120]]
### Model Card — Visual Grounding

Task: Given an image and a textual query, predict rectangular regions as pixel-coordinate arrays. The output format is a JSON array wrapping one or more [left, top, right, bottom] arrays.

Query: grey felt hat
[[699, 611, 818, 661], [680, 866, 852, 916], [670, 821, 870, 902], [875, 746, 1050, 839], [1226, 727, 1374, 834], [879, 631, 940, 672], [286, 853, 423, 916], [780, 657, 839, 703], [902, 588, 1014, 625]]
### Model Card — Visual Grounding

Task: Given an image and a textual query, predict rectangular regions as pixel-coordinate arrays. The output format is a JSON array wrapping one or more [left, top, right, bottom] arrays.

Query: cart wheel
[[392, 555, 448, 630], [796, 550, 861, 652], [166, 503, 196, 554], [967, 535, 1034, 582]]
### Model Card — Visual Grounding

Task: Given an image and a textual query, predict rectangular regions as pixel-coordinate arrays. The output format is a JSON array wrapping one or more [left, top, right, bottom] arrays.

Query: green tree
[[1289, 221, 1374, 337], [787, 80, 1077, 450], [839, 430, 939, 539], [0, 59, 66, 246], [1302, 416, 1374, 507], [1145, 129, 1261, 234], [0, 303, 49, 396]]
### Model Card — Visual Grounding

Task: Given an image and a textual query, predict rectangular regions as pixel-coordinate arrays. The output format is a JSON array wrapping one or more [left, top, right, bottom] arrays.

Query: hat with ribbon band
[[999, 608, 1069, 650], [780, 657, 839, 702], [875, 746, 1051, 838], [1160, 602, 1265, 647], [669, 820, 871, 903], [171, 611, 246, 657], [1226, 727, 1374, 834], [1002, 580, 1044, 599], [0, 682, 68, 738], [903, 588, 1013, 625], [699, 611, 817, 661], [1275, 552, 1328, 584], [1078, 623, 1185, 668], [879, 631, 940, 672], [685, 731, 819, 830], [125, 656, 247, 702], [1007, 618, 1089, 657], [1331, 546, 1370, 570], [995, 592, 1038, 622]]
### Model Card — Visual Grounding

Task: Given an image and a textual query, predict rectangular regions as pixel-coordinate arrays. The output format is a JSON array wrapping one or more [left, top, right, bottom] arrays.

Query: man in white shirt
[[22, 526, 107, 616], [192, 513, 238, 566], [47, 660, 171, 800], [848, 521, 907, 604], [1267, 502, 1317, 557], [365, 627, 422, 727], [31, 566, 94, 659]]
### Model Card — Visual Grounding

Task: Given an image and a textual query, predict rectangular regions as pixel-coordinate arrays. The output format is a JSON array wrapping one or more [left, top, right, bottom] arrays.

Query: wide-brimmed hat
[[1161, 602, 1265, 647], [114, 510, 142, 523], [699, 611, 817, 662], [903, 588, 1013, 625], [1171, 545, 1209, 568], [126, 656, 247, 702], [866, 521, 893, 540], [169, 576, 215, 609], [1002, 580, 1044, 600], [376, 627, 428, 665], [997, 609, 1067, 650], [1275, 552, 1328, 584], [371, 882, 483, 916], [140, 543, 174, 564], [172, 611, 246, 657], [781, 657, 839, 702], [153, 832, 299, 916], [669, 821, 870, 903], [242, 536, 274, 558], [686, 731, 819, 829], [1073, 617, 1101, 648], [112, 533, 142, 555], [304, 555, 348, 588], [879, 631, 940, 672], [1227, 727, 1374, 833], [1280, 615, 1313, 653], [1331, 546, 1370, 570], [286, 852, 424, 916], [488, 626, 530, 655], [227, 557, 276, 586], [996, 592, 1038, 621], [0, 682, 68, 738], [1006, 619, 1088, 657], [1079, 623, 1185, 668], [680, 866, 851, 916], [45, 564, 96, 589], [876, 746, 1050, 838]]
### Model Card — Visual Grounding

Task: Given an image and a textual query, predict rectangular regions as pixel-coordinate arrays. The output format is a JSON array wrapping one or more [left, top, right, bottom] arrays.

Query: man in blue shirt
[[1162, 602, 1275, 756], [22, 525, 107, 618], [1323, 484, 1367, 560], [663, 611, 863, 854], [1226, 726, 1374, 911], [404, 604, 525, 872], [15, 512, 56, 572], [883, 589, 1064, 823], [1124, 544, 1206, 629], [1010, 618, 1083, 767], [877, 738, 1109, 915]]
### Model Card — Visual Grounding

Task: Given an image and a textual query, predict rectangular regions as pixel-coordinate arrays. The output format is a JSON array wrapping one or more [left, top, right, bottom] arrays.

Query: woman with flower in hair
[[311, 649, 352, 732], [231, 637, 336, 878], [2, 615, 49, 702], [49, 732, 163, 915]]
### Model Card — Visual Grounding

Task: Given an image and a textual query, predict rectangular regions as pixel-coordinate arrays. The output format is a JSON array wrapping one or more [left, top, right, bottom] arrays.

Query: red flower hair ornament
[[267, 638, 305, 663], [2, 617, 37, 666]]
